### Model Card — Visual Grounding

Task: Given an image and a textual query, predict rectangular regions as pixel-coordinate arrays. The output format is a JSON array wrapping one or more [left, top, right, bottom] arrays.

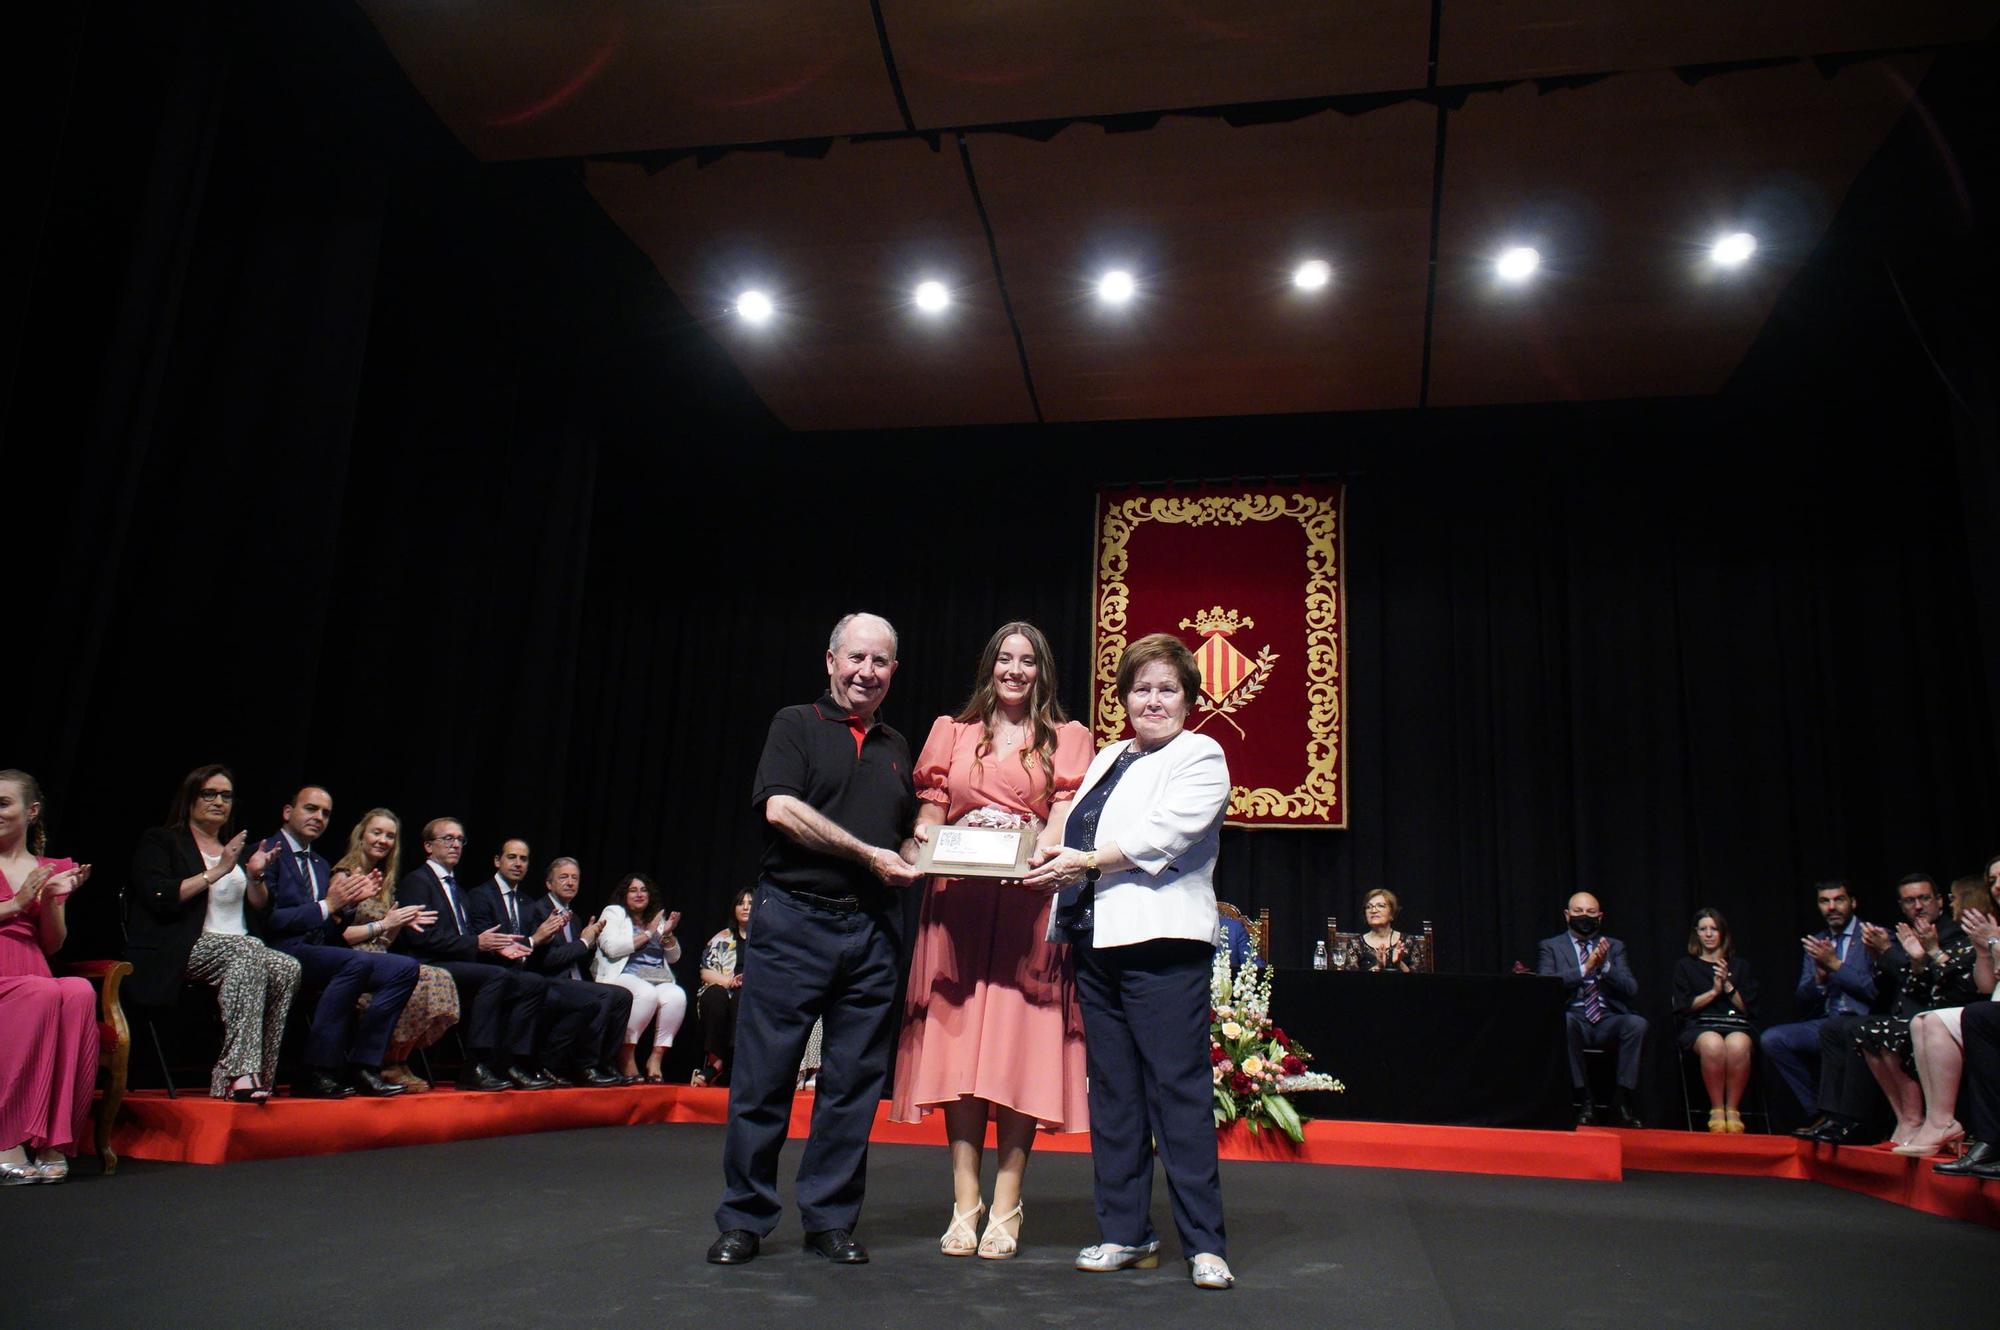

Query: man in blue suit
[[1758, 879, 1875, 1129], [1537, 892, 1647, 1127], [261, 785, 420, 1098]]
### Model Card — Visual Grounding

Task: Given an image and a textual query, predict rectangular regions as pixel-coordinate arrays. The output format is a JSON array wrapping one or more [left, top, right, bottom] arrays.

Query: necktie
[[1579, 939, 1605, 1024], [505, 889, 520, 931], [442, 873, 466, 931], [1828, 930, 1847, 1012], [298, 851, 317, 901]]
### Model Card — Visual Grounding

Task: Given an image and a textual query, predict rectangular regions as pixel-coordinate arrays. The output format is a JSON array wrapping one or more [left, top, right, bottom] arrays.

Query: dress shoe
[[579, 1066, 623, 1087], [1075, 1240, 1161, 1271], [1933, 1140, 1997, 1176], [349, 1066, 408, 1097], [1791, 1115, 1830, 1138], [707, 1230, 760, 1265], [1612, 1091, 1644, 1129], [380, 1064, 430, 1092], [1188, 1253, 1235, 1289], [1804, 1116, 1860, 1145], [1574, 1100, 1598, 1127], [295, 1068, 357, 1099], [803, 1229, 869, 1263], [456, 1063, 510, 1092], [506, 1065, 557, 1090], [540, 1068, 577, 1088]]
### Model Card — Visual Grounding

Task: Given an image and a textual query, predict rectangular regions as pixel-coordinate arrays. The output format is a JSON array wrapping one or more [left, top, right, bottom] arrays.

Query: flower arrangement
[[1210, 945, 1343, 1143]]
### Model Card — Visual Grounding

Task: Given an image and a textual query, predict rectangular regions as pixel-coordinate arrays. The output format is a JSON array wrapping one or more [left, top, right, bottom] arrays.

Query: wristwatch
[[1083, 850, 1100, 884]]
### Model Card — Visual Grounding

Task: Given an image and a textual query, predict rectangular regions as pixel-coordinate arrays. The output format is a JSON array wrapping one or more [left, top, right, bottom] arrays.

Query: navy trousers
[[1075, 935, 1226, 1259], [1760, 1017, 1829, 1113], [716, 885, 899, 1236], [1565, 1010, 1647, 1091], [1813, 1013, 1877, 1120], [280, 943, 418, 1070], [432, 960, 545, 1059], [536, 977, 619, 1070]]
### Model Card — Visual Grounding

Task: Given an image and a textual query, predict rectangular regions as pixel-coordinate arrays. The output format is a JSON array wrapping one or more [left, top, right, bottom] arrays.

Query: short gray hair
[[828, 611, 899, 659], [544, 856, 579, 883]]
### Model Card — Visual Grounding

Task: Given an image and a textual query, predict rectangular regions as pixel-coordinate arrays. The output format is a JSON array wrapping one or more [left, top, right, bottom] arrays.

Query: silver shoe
[[1189, 1253, 1235, 1289], [0, 1160, 39, 1186], [1074, 1240, 1161, 1271], [32, 1155, 69, 1184]]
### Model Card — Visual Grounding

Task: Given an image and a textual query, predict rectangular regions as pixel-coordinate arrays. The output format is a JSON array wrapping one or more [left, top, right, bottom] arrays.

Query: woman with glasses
[[127, 765, 302, 1100]]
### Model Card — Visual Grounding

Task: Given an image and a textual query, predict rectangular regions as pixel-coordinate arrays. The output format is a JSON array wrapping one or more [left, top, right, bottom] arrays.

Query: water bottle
[[1313, 940, 1329, 971]]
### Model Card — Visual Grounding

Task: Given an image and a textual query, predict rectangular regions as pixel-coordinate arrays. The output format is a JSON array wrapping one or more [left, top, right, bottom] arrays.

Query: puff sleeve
[[913, 715, 957, 809], [1049, 721, 1095, 805]]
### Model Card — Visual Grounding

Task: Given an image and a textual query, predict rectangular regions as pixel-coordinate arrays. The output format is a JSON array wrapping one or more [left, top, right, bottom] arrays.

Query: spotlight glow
[[1096, 269, 1136, 305], [735, 290, 774, 324], [913, 280, 950, 313], [1710, 232, 1757, 266], [1495, 246, 1540, 283], [1293, 259, 1333, 291]]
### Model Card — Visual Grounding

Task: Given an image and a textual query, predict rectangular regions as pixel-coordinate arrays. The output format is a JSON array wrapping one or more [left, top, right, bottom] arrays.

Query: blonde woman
[[331, 809, 456, 1090]]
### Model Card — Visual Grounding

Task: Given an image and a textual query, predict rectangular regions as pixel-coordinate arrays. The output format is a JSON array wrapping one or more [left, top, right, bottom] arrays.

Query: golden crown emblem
[[1178, 606, 1254, 637]]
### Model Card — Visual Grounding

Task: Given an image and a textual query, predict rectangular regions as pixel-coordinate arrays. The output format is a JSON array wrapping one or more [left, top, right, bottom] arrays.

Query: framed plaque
[[915, 825, 1035, 879]]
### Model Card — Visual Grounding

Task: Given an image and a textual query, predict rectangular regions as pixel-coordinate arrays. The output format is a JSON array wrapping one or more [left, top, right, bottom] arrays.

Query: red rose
[[1208, 1008, 1218, 1022], [1211, 1044, 1228, 1065], [1270, 1027, 1289, 1046], [1230, 1072, 1253, 1096], [1282, 1055, 1304, 1075]]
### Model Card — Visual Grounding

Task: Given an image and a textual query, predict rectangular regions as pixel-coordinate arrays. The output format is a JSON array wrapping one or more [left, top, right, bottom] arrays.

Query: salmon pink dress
[[0, 858, 99, 1154], [891, 717, 1093, 1130]]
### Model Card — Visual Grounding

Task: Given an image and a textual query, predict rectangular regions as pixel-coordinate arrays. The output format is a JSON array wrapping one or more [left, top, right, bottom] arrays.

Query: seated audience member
[[1356, 888, 1415, 973], [694, 887, 753, 1087], [127, 765, 300, 1102], [1537, 892, 1646, 1127], [594, 872, 688, 1082], [1857, 876, 1987, 1152], [1935, 900, 2000, 1178], [1801, 875, 1946, 1144], [330, 809, 457, 1090], [258, 785, 419, 1098], [526, 856, 632, 1084], [1670, 908, 1759, 1132], [0, 770, 98, 1184], [468, 839, 623, 1087], [1760, 879, 1874, 1129], [392, 818, 552, 1090]]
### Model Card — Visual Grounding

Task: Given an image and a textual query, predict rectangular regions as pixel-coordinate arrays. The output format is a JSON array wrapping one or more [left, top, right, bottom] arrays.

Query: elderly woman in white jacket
[[593, 873, 689, 1082], [1023, 632, 1234, 1291]]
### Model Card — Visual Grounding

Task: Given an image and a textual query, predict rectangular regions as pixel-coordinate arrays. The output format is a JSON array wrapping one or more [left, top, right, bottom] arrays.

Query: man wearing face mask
[[1537, 892, 1647, 1127]]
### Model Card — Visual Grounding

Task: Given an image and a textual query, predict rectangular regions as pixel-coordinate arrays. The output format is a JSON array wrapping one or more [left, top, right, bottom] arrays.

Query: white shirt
[[200, 850, 249, 935]]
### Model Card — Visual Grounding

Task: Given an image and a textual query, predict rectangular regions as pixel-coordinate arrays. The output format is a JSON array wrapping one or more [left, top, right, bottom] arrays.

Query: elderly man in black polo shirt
[[709, 611, 923, 1267]]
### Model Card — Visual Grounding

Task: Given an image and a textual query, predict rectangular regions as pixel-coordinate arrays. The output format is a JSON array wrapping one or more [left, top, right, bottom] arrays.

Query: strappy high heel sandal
[[1723, 1109, 1744, 1134], [1892, 1121, 1966, 1157], [940, 1201, 984, 1257], [1707, 1108, 1727, 1133], [978, 1202, 1024, 1260]]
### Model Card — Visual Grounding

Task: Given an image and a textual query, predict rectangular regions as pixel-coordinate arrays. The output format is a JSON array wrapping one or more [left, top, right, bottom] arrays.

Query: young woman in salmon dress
[[891, 622, 1093, 1260]]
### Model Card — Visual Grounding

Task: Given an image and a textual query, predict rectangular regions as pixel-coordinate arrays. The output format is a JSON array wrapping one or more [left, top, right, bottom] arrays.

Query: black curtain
[[10, 4, 1997, 1115]]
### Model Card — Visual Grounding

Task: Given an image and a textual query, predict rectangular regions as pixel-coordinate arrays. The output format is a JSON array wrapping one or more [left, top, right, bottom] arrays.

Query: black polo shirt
[[751, 694, 915, 904]]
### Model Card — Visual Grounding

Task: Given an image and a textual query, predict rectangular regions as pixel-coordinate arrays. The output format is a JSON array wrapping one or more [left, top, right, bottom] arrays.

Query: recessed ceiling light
[[1710, 232, 1757, 266], [914, 280, 950, 313], [1495, 246, 1540, 283], [1097, 270, 1136, 304], [1294, 259, 1333, 291], [736, 290, 774, 324]]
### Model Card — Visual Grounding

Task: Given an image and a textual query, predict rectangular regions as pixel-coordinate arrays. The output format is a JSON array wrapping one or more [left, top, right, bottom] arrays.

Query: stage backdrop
[[1093, 484, 1346, 828]]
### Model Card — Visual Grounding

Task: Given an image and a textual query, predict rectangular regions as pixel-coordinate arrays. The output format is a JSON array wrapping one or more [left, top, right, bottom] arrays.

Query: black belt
[[773, 884, 871, 915]]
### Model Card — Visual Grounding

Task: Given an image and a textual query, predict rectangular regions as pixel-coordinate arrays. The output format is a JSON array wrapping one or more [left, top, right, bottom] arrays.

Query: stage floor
[[15, 1125, 1995, 1330]]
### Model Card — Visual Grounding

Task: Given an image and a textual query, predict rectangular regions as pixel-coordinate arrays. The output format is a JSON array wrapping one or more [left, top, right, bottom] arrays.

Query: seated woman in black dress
[[1856, 876, 1989, 1152], [1670, 908, 1758, 1132], [1354, 889, 1415, 973]]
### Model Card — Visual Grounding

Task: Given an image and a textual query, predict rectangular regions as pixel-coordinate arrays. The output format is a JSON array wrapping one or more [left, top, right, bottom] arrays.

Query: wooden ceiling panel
[[880, 1, 1431, 128], [357, 0, 904, 160], [969, 109, 1438, 421], [1439, 0, 1993, 84], [586, 144, 1036, 431], [1427, 59, 1929, 407]]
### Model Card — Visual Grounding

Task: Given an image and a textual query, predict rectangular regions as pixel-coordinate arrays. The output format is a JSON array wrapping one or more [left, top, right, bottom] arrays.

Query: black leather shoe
[[803, 1229, 869, 1264], [541, 1068, 577, 1088], [295, 1068, 356, 1099], [1792, 1115, 1830, 1138], [1613, 1093, 1644, 1130], [580, 1066, 623, 1087], [506, 1065, 557, 1090], [1574, 1100, 1598, 1127], [1806, 1117, 1859, 1144], [1933, 1140, 1997, 1176], [456, 1063, 510, 1092], [350, 1066, 408, 1097], [707, 1230, 760, 1265]]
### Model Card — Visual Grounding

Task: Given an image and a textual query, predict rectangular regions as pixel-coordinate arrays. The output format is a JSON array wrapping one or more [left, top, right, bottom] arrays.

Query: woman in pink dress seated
[[892, 622, 1093, 1260], [0, 769, 99, 1184]]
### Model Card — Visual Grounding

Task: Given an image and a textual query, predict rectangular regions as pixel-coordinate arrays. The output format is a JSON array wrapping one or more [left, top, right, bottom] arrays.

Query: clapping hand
[[1802, 935, 1838, 971], [216, 830, 249, 874], [332, 868, 380, 909], [1894, 922, 1926, 961], [1960, 908, 1998, 951], [382, 903, 428, 931], [44, 863, 91, 900], [1711, 960, 1729, 993], [1861, 922, 1892, 955], [1913, 916, 1939, 951], [476, 924, 525, 954], [531, 909, 567, 945], [1581, 938, 1610, 975], [580, 916, 605, 947], [245, 838, 280, 882]]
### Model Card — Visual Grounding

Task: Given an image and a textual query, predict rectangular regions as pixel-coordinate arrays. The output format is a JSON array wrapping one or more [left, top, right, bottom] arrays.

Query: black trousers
[[699, 984, 739, 1070], [1075, 935, 1226, 1258], [1960, 1003, 2000, 1138], [535, 976, 615, 1070], [282, 943, 418, 1069], [716, 886, 899, 1236], [432, 959, 544, 1059], [1814, 1012, 1880, 1120]]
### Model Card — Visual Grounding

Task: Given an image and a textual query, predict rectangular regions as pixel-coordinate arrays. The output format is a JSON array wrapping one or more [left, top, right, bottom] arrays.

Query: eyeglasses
[[432, 834, 466, 845], [198, 790, 235, 803]]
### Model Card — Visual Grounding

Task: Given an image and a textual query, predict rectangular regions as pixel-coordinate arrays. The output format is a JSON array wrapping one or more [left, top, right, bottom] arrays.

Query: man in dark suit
[[391, 817, 552, 1091], [1759, 879, 1876, 1130], [530, 855, 631, 1079], [260, 785, 419, 1098], [466, 838, 622, 1086], [1537, 891, 1647, 1127]]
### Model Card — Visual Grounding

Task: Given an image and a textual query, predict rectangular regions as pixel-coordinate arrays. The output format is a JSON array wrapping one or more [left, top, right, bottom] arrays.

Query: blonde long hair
[[334, 808, 404, 907], [954, 621, 1069, 801]]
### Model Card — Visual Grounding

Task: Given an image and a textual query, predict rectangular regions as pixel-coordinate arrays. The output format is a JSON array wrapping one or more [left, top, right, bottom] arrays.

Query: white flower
[[1242, 1056, 1264, 1076], [1220, 1021, 1243, 1040]]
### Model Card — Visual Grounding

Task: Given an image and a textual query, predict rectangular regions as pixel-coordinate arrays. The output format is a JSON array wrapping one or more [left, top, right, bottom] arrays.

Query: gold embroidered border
[[1092, 490, 1346, 828]]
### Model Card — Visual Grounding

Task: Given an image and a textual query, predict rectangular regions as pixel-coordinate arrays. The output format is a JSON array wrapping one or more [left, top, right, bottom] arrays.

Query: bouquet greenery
[[1210, 945, 1343, 1143]]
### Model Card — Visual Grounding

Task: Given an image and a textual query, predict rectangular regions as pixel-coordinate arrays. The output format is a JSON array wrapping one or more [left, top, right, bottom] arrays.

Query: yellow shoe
[[1707, 1108, 1728, 1133], [1724, 1109, 1745, 1134]]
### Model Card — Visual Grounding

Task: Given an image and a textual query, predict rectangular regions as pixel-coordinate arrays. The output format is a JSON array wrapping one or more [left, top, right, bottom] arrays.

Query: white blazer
[[592, 904, 683, 982], [1069, 730, 1230, 949]]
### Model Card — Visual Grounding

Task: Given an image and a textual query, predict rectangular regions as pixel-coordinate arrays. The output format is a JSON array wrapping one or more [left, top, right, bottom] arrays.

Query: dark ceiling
[[355, 1, 1997, 429]]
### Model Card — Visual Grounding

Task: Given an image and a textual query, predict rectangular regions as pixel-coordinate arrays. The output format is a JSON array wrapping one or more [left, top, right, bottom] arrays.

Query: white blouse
[[201, 850, 249, 935]]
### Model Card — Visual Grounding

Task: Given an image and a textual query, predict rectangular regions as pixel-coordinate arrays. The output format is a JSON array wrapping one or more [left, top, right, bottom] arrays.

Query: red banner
[[1092, 484, 1346, 828]]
